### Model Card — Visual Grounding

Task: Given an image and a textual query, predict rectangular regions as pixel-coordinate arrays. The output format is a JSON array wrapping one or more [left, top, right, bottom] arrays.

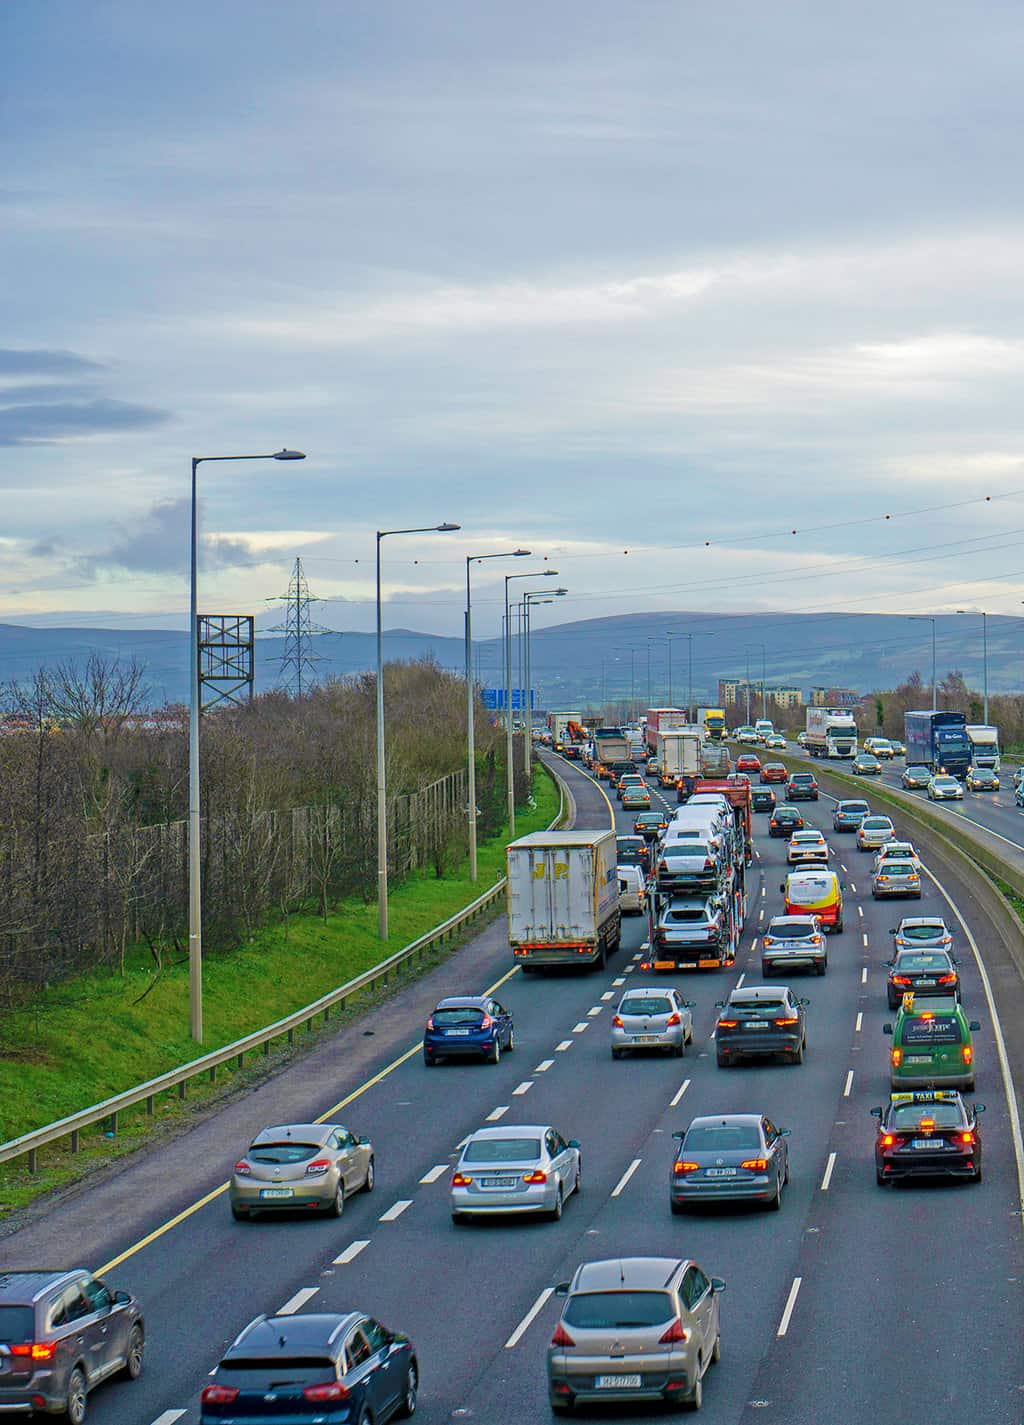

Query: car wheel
[[711, 1332, 721, 1364], [768, 1177, 783, 1210], [489, 1038, 501, 1066], [64, 1367, 87, 1425], [507, 1027, 516, 1052], [686, 1372, 703, 1410], [670, 1198, 686, 1215], [122, 1324, 144, 1380], [972, 1164, 983, 1184], [815, 960, 826, 976], [231, 1204, 249, 1221], [363, 1157, 375, 1193], [549, 1188, 563, 1222], [793, 1039, 805, 1065], [451, 1211, 467, 1225], [834, 918, 843, 933], [574, 1162, 582, 1196], [761, 961, 772, 977], [673, 1039, 685, 1058], [328, 1181, 345, 1218], [965, 1078, 975, 1093], [550, 1400, 572, 1415], [356, 1408, 373, 1425], [876, 1169, 887, 1186], [396, 1361, 418, 1417], [423, 1050, 437, 1067], [716, 1052, 729, 1068], [611, 1048, 623, 1060]]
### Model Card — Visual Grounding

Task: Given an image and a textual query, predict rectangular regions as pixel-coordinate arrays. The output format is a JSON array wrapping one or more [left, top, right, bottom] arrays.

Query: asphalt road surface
[[4, 752, 1023, 1423]]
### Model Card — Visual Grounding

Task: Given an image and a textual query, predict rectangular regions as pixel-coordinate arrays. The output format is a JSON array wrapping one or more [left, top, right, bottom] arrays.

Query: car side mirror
[[799, 998, 810, 1006], [358, 1135, 371, 1146], [840, 883, 847, 891], [779, 883, 785, 892], [883, 1023, 893, 1035], [974, 1103, 986, 1113], [714, 1000, 726, 1009], [683, 999, 696, 1008], [710, 1277, 726, 1293], [568, 1139, 581, 1150], [889, 929, 897, 935], [780, 1127, 791, 1137], [870, 1106, 882, 1119], [555, 1282, 570, 1297], [112, 1289, 131, 1305], [885, 959, 894, 968], [969, 1020, 981, 1032]]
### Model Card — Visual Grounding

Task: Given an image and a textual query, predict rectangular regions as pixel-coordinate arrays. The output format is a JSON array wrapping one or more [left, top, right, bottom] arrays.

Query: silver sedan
[[451, 1125, 581, 1223], [611, 987, 694, 1058], [230, 1122, 374, 1220]]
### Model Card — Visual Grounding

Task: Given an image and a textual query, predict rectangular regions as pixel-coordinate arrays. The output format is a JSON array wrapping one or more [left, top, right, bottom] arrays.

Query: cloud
[[0, 397, 172, 447], [0, 348, 105, 376], [78, 498, 267, 578]]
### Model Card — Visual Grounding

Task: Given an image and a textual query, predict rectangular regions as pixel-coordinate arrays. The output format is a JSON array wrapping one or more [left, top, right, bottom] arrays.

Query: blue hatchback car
[[423, 995, 514, 1066]]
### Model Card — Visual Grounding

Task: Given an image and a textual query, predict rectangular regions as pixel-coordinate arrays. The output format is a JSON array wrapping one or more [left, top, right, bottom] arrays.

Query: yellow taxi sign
[[901, 991, 915, 1012], [890, 1090, 960, 1105]]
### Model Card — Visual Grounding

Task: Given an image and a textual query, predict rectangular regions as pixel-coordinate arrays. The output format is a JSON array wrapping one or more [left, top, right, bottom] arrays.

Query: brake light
[[452, 1172, 473, 1186], [425, 1016, 434, 1030], [962, 1045, 973, 1066], [305, 1158, 332, 1176], [740, 1158, 769, 1171], [919, 1118, 935, 1132], [892, 1048, 902, 1067], [233, 1160, 252, 1176], [522, 1170, 548, 1184], [920, 1012, 935, 1021], [304, 1381, 351, 1401], [665, 1012, 682, 1027], [673, 1161, 699, 1174], [880, 1134, 897, 1147], [201, 1385, 240, 1404], [551, 1322, 575, 1347], [891, 976, 912, 986], [478, 1014, 493, 1030], [659, 1319, 689, 1344], [960, 1131, 975, 1145], [612, 1014, 624, 1027], [762, 936, 773, 947], [938, 974, 957, 985], [774, 1016, 799, 1026], [718, 1019, 738, 1028], [8, 1342, 56, 1361]]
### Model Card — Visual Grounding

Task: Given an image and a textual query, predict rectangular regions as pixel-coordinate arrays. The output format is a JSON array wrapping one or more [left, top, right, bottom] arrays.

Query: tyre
[[550, 1401, 571, 1416], [815, 960, 827, 976], [685, 1372, 703, 1410], [711, 1332, 721, 1364], [451, 1211, 466, 1225], [396, 1361, 418, 1417], [834, 918, 844, 933], [122, 1324, 144, 1381], [670, 1199, 686, 1215], [792, 1039, 804, 1065], [549, 1188, 563, 1222], [768, 1177, 783, 1211], [887, 995, 898, 1011], [507, 1027, 516, 1052], [716, 1052, 729, 1068], [230, 1204, 248, 1221], [876, 1169, 887, 1186], [327, 1181, 345, 1218], [761, 961, 772, 977], [363, 1157, 375, 1193], [489, 1038, 501, 1066], [972, 1165, 983, 1184], [673, 1039, 685, 1058], [423, 1050, 437, 1067], [64, 1367, 87, 1425], [574, 1162, 582, 1196]]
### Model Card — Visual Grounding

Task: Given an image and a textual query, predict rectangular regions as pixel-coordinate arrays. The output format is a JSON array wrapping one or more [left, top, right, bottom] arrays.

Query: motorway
[[4, 752, 1024, 1422]]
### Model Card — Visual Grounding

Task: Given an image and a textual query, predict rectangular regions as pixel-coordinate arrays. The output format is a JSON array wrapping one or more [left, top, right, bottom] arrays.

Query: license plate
[[446, 1028, 471, 1035], [705, 1167, 737, 1177], [654, 960, 675, 970], [596, 1375, 642, 1389], [259, 1188, 294, 1199], [633, 1034, 662, 1043], [698, 958, 720, 968], [912, 1139, 939, 1149], [482, 1177, 517, 1188], [918, 979, 936, 987], [905, 1055, 932, 1065], [743, 1020, 763, 1029]]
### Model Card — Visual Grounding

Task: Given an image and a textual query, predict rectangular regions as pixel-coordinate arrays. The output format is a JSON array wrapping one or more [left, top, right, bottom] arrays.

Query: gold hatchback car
[[230, 1122, 375, 1220]]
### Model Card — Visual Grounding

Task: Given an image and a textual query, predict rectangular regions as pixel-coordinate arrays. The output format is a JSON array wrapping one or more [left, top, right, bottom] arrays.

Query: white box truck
[[547, 710, 582, 749], [965, 724, 1000, 771], [805, 707, 858, 759], [657, 729, 702, 783], [507, 830, 621, 971]]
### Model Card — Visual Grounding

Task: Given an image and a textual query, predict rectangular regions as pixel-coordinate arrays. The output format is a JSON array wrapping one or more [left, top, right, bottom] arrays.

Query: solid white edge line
[[611, 1158, 643, 1197], [777, 1276, 802, 1336], [379, 1199, 413, 1221], [670, 1078, 692, 1108], [505, 1286, 555, 1349], [924, 864, 1024, 1218], [855, 1012, 863, 1032], [486, 1106, 509, 1121], [820, 1153, 837, 1191], [843, 1069, 854, 1098], [278, 1286, 319, 1315], [333, 1238, 371, 1264]]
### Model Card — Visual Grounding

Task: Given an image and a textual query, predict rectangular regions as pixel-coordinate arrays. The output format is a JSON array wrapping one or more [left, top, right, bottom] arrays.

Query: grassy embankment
[[0, 763, 559, 1215]]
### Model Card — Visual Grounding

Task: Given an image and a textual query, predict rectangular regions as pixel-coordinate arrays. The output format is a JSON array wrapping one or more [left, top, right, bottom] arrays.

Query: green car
[[621, 786, 651, 809], [884, 995, 980, 1091]]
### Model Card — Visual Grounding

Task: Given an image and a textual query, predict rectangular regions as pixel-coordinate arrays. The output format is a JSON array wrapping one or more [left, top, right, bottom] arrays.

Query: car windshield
[[563, 1291, 674, 1330], [463, 1138, 541, 1163], [888, 1103, 963, 1129], [902, 1018, 961, 1044], [900, 923, 947, 940], [217, 1359, 337, 1388], [433, 1007, 484, 1026], [907, 767, 929, 776], [896, 953, 950, 972], [620, 996, 673, 1015], [249, 1142, 321, 1164], [769, 920, 817, 938], [684, 1124, 760, 1151], [0, 1305, 33, 1342]]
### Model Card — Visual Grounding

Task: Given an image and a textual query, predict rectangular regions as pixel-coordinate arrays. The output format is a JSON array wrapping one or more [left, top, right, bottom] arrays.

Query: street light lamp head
[[436, 522, 461, 532], [542, 569, 559, 576], [272, 449, 306, 461], [554, 588, 568, 595], [513, 548, 532, 556]]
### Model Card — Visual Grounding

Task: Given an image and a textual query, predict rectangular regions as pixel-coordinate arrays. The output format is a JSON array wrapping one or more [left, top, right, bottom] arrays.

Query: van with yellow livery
[[779, 869, 845, 933]]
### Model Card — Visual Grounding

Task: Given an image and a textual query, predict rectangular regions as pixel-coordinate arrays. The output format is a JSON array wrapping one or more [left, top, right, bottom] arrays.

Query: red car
[[735, 753, 762, 774], [760, 763, 788, 784]]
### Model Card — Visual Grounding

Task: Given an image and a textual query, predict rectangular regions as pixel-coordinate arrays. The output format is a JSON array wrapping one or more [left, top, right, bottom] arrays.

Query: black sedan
[[769, 804, 804, 837], [885, 948, 960, 1009], [872, 1090, 983, 1185], [714, 986, 809, 1066]]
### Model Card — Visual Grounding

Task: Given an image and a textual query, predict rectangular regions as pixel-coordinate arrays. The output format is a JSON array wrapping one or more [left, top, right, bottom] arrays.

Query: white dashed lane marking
[[611, 1158, 643, 1197], [555, 1040, 573, 1052], [379, 1199, 413, 1221], [505, 1287, 556, 1349], [670, 1079, 692, 1108], [573, 1022, 589, 1033], [486, 1106, 509, 1122], [855, 1012, 863, 1032], [334, 1239, 371, 1263], [777, 1277, 803, 1336], [601, 991, 615, 1001], [843, 1070, 854, 1097], [279, 1287, 319, 1315], [821, 1153, 837, 1192], [861, 967, 868, 984], [419, 1165, 448, 1184], [513, 1081, 533, 1096], [587, 1006, 603, 1017], [535, 1059, 555, 1073]]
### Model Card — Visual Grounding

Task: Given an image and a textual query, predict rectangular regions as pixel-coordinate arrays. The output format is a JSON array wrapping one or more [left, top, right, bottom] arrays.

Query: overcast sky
[[5, 1, 1024, 642]]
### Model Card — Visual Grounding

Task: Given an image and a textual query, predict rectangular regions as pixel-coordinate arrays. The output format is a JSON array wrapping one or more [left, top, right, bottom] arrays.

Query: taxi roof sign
[[890, 1090, 961, 1104]]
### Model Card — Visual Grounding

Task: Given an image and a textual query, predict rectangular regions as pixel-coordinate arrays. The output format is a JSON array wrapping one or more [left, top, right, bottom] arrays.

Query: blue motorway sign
[[481, 688, 535, 711]]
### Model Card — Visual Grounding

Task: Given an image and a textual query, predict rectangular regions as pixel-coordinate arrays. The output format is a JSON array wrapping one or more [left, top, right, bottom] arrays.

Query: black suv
[[201, 1311, 418, 1422], [0, 1269, 143, 1423], [786, 773, 819, 801]]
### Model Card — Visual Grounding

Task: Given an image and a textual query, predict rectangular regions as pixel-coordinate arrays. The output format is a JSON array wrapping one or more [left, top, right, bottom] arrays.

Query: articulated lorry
[[645, 707, 689, 753], [547, 710, 583, 750], [805, 707, 858, 759], [903, 711, 972, 778], [697, 707, 727, 742], [507, 830, 621, 972], [965, 724, 1000, 771]]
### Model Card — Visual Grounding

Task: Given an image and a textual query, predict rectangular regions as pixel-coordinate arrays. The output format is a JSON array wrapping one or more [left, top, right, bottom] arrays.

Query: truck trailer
[[657, 729, 702, 788], [645, 707, 689, 753], [547, 711, 583, 750], [805, 707, 858, 759], [507, 830, 621, 971], [903, 711, 972, 778]]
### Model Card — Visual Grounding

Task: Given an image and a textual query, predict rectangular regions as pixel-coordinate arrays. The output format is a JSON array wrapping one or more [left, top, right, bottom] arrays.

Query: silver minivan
[[548, 1256, 724, 1412]]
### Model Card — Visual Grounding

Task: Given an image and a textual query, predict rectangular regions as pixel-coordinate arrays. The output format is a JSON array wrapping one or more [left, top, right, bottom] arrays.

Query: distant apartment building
[[810, 686, 859, 708], [719, 679, 804, 709]]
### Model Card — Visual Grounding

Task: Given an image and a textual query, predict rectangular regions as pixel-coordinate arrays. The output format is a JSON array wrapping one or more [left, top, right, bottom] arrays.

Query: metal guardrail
[[1, 764, 569, 1175]]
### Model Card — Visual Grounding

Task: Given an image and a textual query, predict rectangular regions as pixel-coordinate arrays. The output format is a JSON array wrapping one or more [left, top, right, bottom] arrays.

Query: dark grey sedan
[[715, 986, 809, 1066], [671, 1113, 790, 1211]]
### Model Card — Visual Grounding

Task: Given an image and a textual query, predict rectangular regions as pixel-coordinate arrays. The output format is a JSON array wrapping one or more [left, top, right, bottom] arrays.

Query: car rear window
[[663, 845, 711, 859], [786, 876, 836, 903], [217, 1359, 337, 1388], [902, 1019, 961, 1044], [881, 863, 916, 876], [862, 818, 892, 830], [0, 1305, 34, 1342], [563, 1291, 674, 1329], [901, 924, 947, 941], [433, 1007, 484, 1026], [665, 907, 709, 923], [249, 1142, 322, 1164], [769, 920, 817, 938], [896, 954, 950, 972], [730, 998, 786, 1015], [684, 1124, 760, 1151], [889, 1104, 962, 1129], [791, 774, 814, 783], [463, 1138, 541, 1163], [620, 997, 673, 1015]]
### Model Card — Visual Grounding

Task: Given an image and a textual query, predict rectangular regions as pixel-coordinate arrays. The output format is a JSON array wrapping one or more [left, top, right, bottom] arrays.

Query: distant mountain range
[[0, 610, 1016, 709]]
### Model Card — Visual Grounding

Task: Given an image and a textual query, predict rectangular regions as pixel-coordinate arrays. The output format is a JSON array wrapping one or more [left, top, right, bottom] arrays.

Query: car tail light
[[665, 1012, 682, 1027], [201, 1385, 241, 1404], [717, 1018, 738, 1028], [551, 1322, 575, 1347], [741, 1158, 769, 1171], [478, 1014, 493, 1030], [919, 1118, 935, 1131], [880, 1134, 897, 1147], [522, 1170, 548, 1184], [938, 974, 957, 985], [233, 1160, 252, 1176], [659, 1319, 689, 1344], [962, 1045, 973, 1066], [452, 1172, 473, 1187], [960, 1131, 975, 1145], [425, 1016, 435, 1030], [303, 1381, 350, 1402], [891, 1048, 902, 1067], [920, 1011, 935, 1021], [612, 1014, 624, 1028], [774, 1016, 799, 1026], [891, 976, 911, 986], [673, 1160, 700, 1174], [8, 1342, 56, 1361], [305, 1158, 332, 1176]]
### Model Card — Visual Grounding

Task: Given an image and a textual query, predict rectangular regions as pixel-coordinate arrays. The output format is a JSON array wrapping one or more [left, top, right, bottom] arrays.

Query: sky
[[5, 0, 1024, 654]]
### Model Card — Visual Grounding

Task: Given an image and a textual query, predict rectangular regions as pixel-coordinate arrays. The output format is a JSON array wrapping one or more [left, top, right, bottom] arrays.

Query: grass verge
[[0, 762, 559, 1218]]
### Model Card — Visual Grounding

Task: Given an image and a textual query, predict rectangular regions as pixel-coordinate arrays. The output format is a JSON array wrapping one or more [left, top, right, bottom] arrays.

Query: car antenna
[[619, 1260, 626, 1284]]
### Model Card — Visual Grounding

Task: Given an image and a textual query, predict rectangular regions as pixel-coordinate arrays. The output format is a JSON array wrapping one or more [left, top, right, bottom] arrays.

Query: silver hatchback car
[[611, 986, 695, 1058], [450, 1125, 581, 1223], [548, 1256, 724, 1412], [230, 1122, 374, 1220]]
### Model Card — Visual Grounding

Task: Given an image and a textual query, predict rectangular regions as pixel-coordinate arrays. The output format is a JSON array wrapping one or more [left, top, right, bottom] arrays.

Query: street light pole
[[377, 521, 460, 940], [523, 588, 566, 775], [909, 616, 937, 712], [504, 569, 558, 836], [465, 550, 529, 881], [188, 448, 305, 1041]]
